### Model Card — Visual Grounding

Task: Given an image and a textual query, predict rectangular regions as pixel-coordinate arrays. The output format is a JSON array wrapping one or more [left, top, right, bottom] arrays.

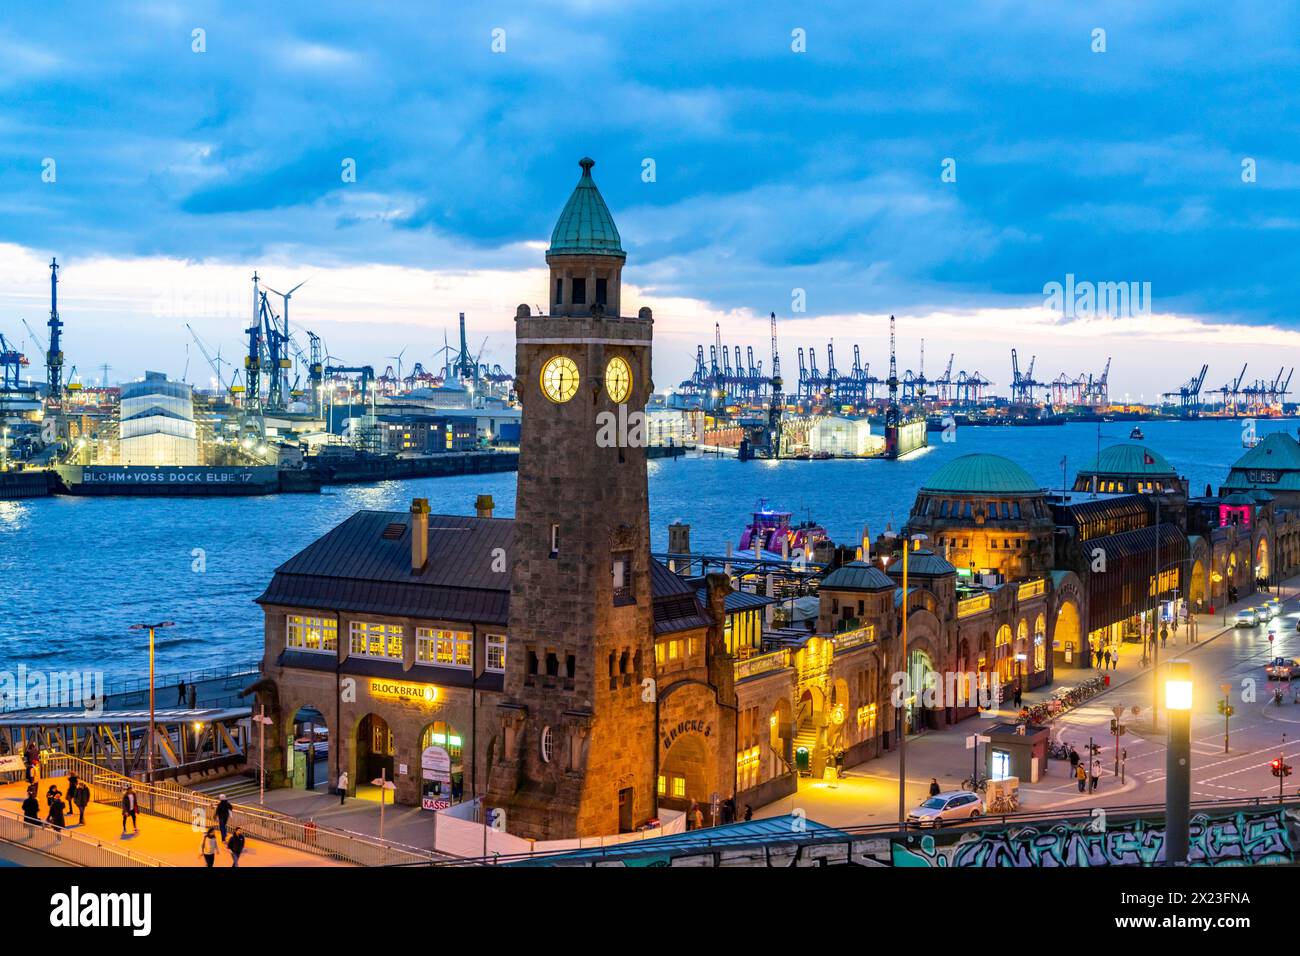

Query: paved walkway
[[0, 779, 346, 867]]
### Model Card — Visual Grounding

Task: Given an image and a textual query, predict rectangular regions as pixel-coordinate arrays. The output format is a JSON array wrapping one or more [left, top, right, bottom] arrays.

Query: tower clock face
[[605, 356, 632, 404], [540, 355, 580, 403]]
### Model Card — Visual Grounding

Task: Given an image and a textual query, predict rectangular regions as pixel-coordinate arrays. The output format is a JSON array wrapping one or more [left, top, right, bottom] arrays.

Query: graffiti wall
[[557, 808, 1296, 868]]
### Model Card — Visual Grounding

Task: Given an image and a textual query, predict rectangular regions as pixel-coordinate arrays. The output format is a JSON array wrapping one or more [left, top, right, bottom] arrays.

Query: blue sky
[[1, 1, 1298, 394]]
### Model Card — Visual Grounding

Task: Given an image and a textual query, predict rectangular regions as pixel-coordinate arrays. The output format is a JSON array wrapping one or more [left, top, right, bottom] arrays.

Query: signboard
[[0, 755, 25, 774], [421, 745, 452, 783], [369, 680, 439, 703], [422, 796, 451, 811], [68, 465, 278, 486]]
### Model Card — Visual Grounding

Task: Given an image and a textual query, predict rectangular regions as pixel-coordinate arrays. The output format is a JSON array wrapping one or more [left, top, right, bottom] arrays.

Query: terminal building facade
[[250, 159, 1300, 841]]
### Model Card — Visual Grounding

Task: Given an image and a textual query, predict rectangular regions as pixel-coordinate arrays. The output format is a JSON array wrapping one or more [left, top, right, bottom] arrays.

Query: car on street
[[906, 791, 983, 827], [1266, 657, 1300, 680], [1236, 609, 1260, 627], [1262, 602, 1280, 620]]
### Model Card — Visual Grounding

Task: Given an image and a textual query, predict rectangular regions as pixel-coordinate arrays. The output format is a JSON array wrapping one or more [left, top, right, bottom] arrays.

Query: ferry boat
[[1129, 425, 1145, 440], [738, 501, 827, 555]]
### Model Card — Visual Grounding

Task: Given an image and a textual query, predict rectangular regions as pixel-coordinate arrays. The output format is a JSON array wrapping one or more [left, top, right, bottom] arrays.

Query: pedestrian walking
[[337, 770, 348, 805], [722, 796, 736, 824], [742, 804, 753, 822], [46, 783, 60, 808], [46, 792, 66, 829], [215, 794, 233, 841], [122, 785, 139, 834], [177, 680, 186, 706], [1013, 685, 1023, 708], [200, 826, 220, 867], [25, 741, 39, 784], [1103, 649, 1111, 669], [22, 792, 40, 825], [227, 827, 246, 867], [1090, 759, 1101, 793], [73, 781, 90, 825], [1110, 649, 1118, 670], [22, 748, 33, 784], [1075, 762, 1087, 793], [928, 777, 941, 797], [66, 772, 79, 805]]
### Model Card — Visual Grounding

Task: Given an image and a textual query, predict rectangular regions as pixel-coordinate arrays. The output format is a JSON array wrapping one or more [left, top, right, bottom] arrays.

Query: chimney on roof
[[475, 494, 495, 519], [411, 498, 430, 574]]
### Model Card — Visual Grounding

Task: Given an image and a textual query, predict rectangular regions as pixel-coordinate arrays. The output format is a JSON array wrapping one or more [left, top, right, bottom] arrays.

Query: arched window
[[540, 726, 554, 763]]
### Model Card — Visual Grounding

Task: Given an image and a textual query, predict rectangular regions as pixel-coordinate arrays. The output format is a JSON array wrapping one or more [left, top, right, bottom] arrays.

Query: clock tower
[[488, 158, 658, 838]]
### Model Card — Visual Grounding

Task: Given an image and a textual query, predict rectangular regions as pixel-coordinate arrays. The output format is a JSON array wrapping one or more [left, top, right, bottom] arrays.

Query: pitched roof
[[921, 454, 1041, 495], [259, 508, 710, 633], [820, 561, 895, 592], [1221, 432, 1300, 492], [546, 158, 626, 259], [885, 549, 955, 578]]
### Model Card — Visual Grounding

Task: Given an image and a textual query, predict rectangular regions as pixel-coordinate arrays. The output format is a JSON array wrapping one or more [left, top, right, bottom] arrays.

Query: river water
[[0, 417, 1288, 683]]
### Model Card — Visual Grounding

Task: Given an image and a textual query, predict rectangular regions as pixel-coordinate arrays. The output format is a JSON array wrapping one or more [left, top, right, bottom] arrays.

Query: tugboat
[[738, 501, 827, 555], [1129, 425, 1145, 441]]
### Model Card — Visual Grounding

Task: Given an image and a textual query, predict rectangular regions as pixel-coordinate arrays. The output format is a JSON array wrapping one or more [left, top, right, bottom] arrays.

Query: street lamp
[[883, 529, 928, 826], [1219, 682, 1233, 754], [128, 621, 175, 784], [371, 769, 397, 840], [1015, 652, 1028, 703], [1164, 659, 1193, 865], [253, 707, 274, 805]]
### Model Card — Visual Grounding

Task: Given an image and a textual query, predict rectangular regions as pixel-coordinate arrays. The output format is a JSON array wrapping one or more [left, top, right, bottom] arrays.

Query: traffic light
[[1271, 759, 1293, 778], [1217, 700, 1235, 717], [1110, 719, 1127, 736]]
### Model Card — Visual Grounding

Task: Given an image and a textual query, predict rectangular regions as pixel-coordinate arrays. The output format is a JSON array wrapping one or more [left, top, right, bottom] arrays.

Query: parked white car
[[906, 791, 983, 827], [1236, 609, 1260, 628]]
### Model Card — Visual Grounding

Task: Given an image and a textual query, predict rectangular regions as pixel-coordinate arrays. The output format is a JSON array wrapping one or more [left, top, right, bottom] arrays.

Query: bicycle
[[960, 775, 989, 793], [987, 791, 1019, 814]]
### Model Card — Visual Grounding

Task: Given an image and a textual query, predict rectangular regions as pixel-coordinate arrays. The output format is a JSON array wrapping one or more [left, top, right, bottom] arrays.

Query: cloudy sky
[[1, 1, 1297, 398]]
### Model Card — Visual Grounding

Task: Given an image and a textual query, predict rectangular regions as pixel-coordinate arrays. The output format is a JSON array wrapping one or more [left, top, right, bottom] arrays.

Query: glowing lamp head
[[1165, 660, 1193, 711]]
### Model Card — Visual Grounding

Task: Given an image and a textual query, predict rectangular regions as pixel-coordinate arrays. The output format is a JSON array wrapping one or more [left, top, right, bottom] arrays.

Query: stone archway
[[1257, 535, 1271, 583], [661, 732, 711, 812], [286, 704, 330, 792], [354, 712, 395, 793], [1054, 601, 1082, 668], [418, 720, 464, 808]]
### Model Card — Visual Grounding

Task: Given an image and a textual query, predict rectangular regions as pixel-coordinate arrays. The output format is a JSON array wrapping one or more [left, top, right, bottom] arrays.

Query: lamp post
[[253, 707, 274, 805], [128, 621, 175, 784], [1015, 652, 1028, 703], [1164, 659, 1193, 865], [371, 769, 396, 840], [884, 530, 927, 826]]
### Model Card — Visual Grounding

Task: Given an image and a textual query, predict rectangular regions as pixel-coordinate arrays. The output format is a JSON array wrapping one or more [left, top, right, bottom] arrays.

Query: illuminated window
[[657, 774, 667, 796], [349, 621, 403, 660], [287, 615, 337, 653], [416, 628, 472, 668], [485, 634, 507, 672], [672, 776, 686, 798]]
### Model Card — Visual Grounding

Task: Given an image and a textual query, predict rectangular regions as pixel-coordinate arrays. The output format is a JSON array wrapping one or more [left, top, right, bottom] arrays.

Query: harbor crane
[[0, 333, 28, 391], [1082, 357, 1111, 408], [185, 323, 238, 394], [1162, 364, 1209, 418], [1207, 364, 1248, 415], [1010, 349, 1046, 405]]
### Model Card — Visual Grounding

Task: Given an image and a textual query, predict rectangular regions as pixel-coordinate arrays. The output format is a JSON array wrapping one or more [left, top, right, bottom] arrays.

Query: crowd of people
[[17, 742, 250, 866]]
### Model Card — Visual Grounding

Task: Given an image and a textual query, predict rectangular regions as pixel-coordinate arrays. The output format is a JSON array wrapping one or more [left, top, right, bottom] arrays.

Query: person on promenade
[[227, 827, 246, 867], [47, 791, 66, 829], [122, 785, 139, 834], [200, 826, 220, 867], [1103, 649, 1111, 669], [337, 770, 348, 805], [1089, 759, 1101, 793], [73, 781, 90, 825], [66, 772, 79, 805], [1075, 762, 1087, 793], [215, 794, 233, 841], [22, 792, 40, 825], [177, 680, 186, 706], [928, 777, 941, 797]]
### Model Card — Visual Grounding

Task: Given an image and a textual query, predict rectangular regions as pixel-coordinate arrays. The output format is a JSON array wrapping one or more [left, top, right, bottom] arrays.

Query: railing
[[0, 658, 262, 713], [426, 792, 1300, 867], [734, 649, 789, 681], [832, 624, 875, 652], [957, 594, 991, 618], [40, 754, 445, 867], [1017, 578, 1046, 600], [0, 806, 171, 867]]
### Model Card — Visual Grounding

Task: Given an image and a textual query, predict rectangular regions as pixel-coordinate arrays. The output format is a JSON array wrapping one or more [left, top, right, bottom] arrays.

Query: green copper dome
[[921, 454, 1041, 495], [547, 157, 626, 259], [1079, 443, 1175, 476]]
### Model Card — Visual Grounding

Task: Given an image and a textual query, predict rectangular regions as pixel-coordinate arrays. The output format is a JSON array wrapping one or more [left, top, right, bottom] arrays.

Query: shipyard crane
[[1208, 364, 1248, 415], [1083, 357, 1111, 408], [186, 323, 238, 394], [1010, 349, 1046, 405], [0, 333, 28, 391], [46, 258, 64, 403], [1162, 364, 1208, 418]]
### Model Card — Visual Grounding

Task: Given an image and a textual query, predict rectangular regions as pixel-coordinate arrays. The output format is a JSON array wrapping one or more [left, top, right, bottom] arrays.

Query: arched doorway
[[1257, 536, 1271, 583], [1190, 559, 1206, 609], [907, 649, 934, 734], [355, 713, 395, 792], [287, 705, 329, 791], [770, 697, 792, 770], [1033, 613, 1047, 674], [419, 720, 464, 810], [995, 625, 1014, 684], [660, 732, 709, 812], [1055, 601, 1082, 667]]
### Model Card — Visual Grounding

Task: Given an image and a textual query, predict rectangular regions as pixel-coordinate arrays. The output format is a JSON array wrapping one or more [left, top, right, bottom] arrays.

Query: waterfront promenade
[[0, 778, 345, 867]]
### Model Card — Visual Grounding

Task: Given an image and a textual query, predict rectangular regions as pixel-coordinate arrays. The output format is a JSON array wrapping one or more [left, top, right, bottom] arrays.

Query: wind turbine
[[388, 348, 408, 388]]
